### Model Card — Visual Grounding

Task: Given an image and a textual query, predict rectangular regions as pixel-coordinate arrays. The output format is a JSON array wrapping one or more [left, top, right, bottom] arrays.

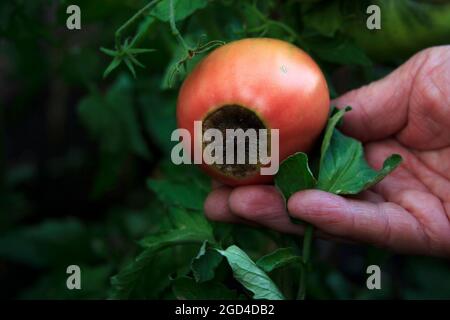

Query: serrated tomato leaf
[[274, 152, 316, 201], [303, 1, 342, 37], [166, 207, 214, 238], [191, 241, 222, 283], [320, 106, 351, 164], [216, 245, 285, 300], [111, 228, 209, 299], [151, 0, 208, 22], [318, 130, 402, 194], [147, 179, 207, 210], [256, 247, 302, 273], [317, 107, 402, 194]]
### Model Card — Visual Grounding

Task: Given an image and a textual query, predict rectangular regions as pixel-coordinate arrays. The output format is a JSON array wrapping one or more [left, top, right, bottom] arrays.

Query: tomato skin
[[177, 38, 330, 186]]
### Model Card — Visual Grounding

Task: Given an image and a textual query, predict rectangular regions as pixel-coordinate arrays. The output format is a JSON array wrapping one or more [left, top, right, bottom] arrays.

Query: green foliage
[[1, 0, 449, 301], [317, 107, 402, 194], [78, 75, 151, 196], [275, 107, 401, 197], [152, 0, 208, 22], [147, 179, 207, 211], [191, 241, 223, 283], [0, 219, 95, 269], [275, 152, 316, 201], [217, 245, 285, 300], [256, 248, 302, 273]]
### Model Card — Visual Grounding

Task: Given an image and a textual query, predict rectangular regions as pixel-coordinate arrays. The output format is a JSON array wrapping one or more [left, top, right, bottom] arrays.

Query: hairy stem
[[169, 0, 190, 52], [115, 0, 160, 48]]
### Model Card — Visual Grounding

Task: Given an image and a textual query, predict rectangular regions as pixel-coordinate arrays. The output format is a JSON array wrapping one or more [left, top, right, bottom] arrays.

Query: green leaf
[[256, 247, 302, 273], [0, 219, 94, 268], [100, 47, 117, 57], [307, 37, 372, 66], [139, 92, 177, 154], [403, 257, 450, 299], [103, 56, 122, 78], [111, 228, 209, 299], [127, 48, 156, 54], [139, 228, 211, 250], [124, 57, 136, 78], [320, 106, 351, 166], [317, 110, 402, 194], [131, 15, 156, 45], [217, 245, 285, 300], [166, 206, 214, 239], [78, 75, 152, 196], [147, 179, 207, 211], [151, 0, 208, 22], [303, 1, 342, 37], [318, 129, 402, 194], [275, 152, 316, 201], [191, 241, 222, 282], [161, 45, 188, 89], [172, 276, 239, 300], [21, 265, 111, 299], [127, 53, 145, 68]]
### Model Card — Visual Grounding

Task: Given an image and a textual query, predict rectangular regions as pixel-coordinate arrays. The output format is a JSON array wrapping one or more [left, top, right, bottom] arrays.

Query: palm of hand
[[339, 47, 450, 255]]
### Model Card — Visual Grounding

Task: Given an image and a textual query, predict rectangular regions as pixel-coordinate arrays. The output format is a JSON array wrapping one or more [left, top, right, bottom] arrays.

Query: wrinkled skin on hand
[[204, 46, 450, 257]]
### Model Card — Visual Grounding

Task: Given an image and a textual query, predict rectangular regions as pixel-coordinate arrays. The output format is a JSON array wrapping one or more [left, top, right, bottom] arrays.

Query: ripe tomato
[[177, 38, 330, 186]]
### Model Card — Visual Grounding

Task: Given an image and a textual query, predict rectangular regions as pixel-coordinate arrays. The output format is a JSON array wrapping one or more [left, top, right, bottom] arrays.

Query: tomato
[[176, 38, 330, 186]]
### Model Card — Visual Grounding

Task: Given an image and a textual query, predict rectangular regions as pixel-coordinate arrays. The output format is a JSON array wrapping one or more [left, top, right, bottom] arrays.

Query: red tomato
[[177, 38, 330, 186]]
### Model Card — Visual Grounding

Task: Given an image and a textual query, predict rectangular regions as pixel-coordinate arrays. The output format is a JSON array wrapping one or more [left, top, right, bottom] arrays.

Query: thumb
[[332, 49, 428, 142], [287, 190, 428, 254]]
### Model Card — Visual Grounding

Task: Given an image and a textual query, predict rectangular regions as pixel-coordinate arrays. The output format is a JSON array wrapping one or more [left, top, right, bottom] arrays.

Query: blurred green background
[[0, 0, 449, 299]]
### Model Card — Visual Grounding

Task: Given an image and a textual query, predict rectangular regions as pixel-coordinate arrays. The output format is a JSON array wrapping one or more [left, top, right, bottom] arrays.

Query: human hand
[[204, 46, 450, 257]]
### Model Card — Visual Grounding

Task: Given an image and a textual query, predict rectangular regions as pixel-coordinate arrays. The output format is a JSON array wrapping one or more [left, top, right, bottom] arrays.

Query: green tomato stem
[[115, 0, 160, 49], [297, 224, 314, 300], [169, 0, 190, 52]]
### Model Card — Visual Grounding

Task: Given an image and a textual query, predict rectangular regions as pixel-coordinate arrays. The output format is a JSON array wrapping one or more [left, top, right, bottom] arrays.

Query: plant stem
[[169, 0, 190, 52], [297, 263, 306, 300], [297, 224, 314, 300], [115, 0, 160, 48]]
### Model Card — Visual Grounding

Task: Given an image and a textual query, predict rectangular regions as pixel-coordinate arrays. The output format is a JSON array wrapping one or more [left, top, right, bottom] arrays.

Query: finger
[[331, 48, 428, 142], [204, 186, 241, 223], [207, 185, 358, 243], [364, 140, 450, 204], [287, 190, 431, 255], [228, 185, 304, 235]]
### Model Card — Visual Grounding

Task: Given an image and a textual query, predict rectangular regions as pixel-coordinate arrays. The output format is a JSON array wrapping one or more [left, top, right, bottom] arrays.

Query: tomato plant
[[0, 0, 449, 302]]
